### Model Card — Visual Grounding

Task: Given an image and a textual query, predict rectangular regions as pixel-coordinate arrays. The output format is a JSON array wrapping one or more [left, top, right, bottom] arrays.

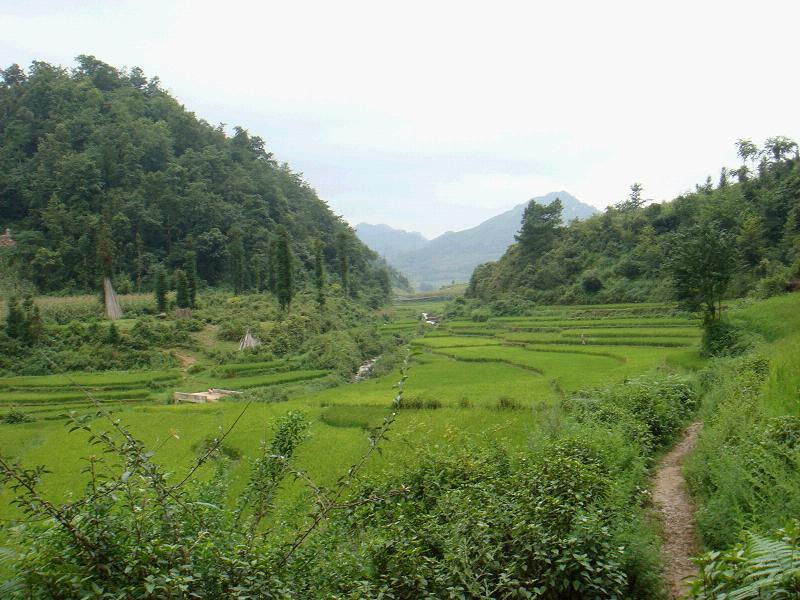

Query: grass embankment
[[686, 294, 800, 549], [681, 293, 800, 597], [0, 370, 182, 405]]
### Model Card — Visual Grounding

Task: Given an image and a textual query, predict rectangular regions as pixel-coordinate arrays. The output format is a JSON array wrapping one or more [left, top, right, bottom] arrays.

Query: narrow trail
[[653, 421, 703, 599], [174, 351, 196, 373]]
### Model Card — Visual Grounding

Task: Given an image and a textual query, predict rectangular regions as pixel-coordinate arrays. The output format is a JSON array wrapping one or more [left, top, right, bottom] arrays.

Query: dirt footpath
[[652, 421, 703, 599]]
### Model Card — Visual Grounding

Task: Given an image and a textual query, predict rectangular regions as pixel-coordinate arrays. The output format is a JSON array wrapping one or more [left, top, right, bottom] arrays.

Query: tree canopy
[[515, 197, 563, 259], [0, 57, 404, 304], [468, 139, 800, 308]]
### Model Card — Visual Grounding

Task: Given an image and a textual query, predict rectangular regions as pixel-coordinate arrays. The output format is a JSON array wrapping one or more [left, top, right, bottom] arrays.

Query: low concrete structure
[[173, 388, 242, 404]]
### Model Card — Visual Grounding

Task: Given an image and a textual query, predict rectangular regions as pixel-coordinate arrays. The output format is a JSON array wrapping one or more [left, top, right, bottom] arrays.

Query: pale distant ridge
[[357, 191, 597, 289]]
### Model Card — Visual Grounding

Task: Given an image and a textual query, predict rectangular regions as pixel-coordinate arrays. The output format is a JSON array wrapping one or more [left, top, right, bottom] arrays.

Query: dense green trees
[[228, 226, 245, 295], [335, 231, 351, 296], [154, 269, 167, 313], [515, 196, 563, 258], [185, 260, 197, 308], [5, 296, 42, 343], [314, 239, 325, 306], [175, 269, 190, 309], [0, 57, 399, 305], [274, 226, 293, 310], [468, 140, 800, 309], [668, 221, 735, 323]]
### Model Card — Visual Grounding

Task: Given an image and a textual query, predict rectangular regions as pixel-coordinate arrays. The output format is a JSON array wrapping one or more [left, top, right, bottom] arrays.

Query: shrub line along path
[[652, 421, 703, 599]]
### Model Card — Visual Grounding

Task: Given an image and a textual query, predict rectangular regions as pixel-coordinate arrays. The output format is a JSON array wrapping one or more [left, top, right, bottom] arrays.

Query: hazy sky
[[3, 0, 799, 237]]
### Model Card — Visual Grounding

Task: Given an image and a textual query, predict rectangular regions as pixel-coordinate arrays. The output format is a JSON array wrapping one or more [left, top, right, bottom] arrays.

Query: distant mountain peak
[[354, 223, 429, 259], [355, 222, 427, 241], [355, 192, 598, 290]]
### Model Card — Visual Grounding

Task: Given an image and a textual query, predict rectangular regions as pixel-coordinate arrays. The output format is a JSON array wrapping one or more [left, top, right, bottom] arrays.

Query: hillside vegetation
[[0, 58, 404, 302], [2, 57, 800, 600], [467, 143, 800, 307]]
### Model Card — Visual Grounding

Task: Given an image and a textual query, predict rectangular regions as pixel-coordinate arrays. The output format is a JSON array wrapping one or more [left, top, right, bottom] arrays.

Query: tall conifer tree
[[154, 268, 168, 313], [175, 269, 190, 309], [274, 226, 293, 310], [314, 239, 325, 306], [228, 226, 245, 295]]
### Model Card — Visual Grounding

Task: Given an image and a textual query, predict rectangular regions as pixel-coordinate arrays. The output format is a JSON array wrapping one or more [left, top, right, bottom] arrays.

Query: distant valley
[[356, 191, 598, 289]]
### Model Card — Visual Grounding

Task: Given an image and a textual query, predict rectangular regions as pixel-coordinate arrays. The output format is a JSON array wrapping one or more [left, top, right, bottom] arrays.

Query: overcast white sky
[[2, 0, 799, 237]]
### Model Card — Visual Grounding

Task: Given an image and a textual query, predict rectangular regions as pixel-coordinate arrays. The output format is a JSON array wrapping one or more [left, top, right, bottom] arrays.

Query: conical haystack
[[238, 328, 261, 351], [104, 276, 123, 320]]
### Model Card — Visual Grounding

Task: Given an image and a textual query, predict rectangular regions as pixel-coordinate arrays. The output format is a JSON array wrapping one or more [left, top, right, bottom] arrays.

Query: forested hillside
[[0, 57, 404, 304], [467, 141, 800, 308]]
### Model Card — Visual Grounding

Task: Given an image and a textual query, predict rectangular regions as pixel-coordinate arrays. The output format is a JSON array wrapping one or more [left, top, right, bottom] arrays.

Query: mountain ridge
[[357, 191, 598, 289]]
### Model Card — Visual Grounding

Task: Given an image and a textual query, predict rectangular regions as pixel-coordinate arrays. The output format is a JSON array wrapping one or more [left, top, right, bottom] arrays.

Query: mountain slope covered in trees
[[467, 142, 800, 309], [0, 57, 404, 305], [358, 191, 597, 289]]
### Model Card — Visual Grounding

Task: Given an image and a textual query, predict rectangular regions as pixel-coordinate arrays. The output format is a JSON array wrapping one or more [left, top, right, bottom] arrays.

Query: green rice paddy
[[0, 301, 704, 525]]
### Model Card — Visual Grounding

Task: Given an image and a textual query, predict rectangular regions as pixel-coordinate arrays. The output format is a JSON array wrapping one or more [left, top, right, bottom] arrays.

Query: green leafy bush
[[470, 308, 490, 322], [302, 330, 361, 376], [575, 376, 696, 451], [303, 439, 647, 598], [691, 521, 800, 599], [700, 319, 755, 357], [1, 409, 34, 424]]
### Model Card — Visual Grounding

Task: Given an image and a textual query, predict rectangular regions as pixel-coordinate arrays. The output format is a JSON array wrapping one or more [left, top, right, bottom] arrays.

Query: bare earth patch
[[175, 351, 196, 370], [653, 421, 703, 599]]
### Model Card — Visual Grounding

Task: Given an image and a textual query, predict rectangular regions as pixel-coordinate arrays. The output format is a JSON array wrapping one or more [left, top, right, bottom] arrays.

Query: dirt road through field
[[653, 421, 702, 599]]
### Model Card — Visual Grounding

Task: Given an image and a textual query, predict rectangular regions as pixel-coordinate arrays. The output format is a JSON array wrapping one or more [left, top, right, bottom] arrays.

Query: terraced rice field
[[0, 302, 703, 525]]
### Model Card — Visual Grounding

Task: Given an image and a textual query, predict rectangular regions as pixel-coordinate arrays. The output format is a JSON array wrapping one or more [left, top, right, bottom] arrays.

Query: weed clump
[[495, 396, 521, 410], [398, 396, 442, 410], [1, 409, 34, 424]]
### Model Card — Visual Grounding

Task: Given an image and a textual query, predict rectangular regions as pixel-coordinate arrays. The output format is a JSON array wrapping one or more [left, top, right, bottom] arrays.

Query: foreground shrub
[[700, 319, 755, 357], [690, 521, 800, 598], [1, 354, 676, 598], [574, 375, 697, 452], [302, 330, 361, 376], [303, 441, 630, 599], [2, 410, 312, 598]]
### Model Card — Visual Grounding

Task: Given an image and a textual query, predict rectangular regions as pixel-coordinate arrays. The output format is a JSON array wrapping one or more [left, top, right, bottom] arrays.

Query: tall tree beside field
[[229, 226, 245, 295], [314, 239, 326, 306], [185, 259, 197, 308], [96, 220, 117, 313], [250, 252, 269, 292], [96, 221, 114, 278], [134, 233, 144, 292], [175, 269, 190, 309], [5, 296, 22, 338], [154, 268, 168, 313], [5, 295, 42, 343], [274, 226, 293, 310], [335, 231, 350, 296], [669, 220, 736, 323], [267, 239, 279, 293]]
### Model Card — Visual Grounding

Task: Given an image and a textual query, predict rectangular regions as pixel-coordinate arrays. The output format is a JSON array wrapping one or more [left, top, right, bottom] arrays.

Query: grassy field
[[0, 300, 704, 526]]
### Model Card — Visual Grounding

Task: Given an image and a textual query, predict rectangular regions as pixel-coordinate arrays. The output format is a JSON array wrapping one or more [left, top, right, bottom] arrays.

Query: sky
[[2, 0, 799, 238]]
